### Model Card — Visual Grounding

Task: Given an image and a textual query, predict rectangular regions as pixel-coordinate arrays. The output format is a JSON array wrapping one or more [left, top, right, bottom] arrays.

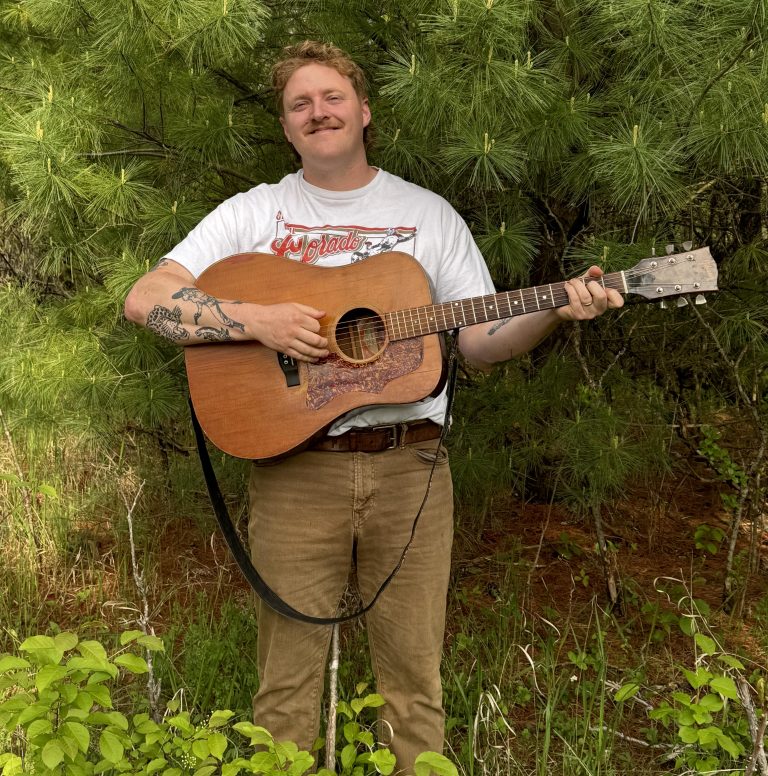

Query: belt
[[310, 421, 442, 453]]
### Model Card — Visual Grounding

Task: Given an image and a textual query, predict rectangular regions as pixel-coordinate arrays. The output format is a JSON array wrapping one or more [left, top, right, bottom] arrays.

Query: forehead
[[282, 63, 356, 101]]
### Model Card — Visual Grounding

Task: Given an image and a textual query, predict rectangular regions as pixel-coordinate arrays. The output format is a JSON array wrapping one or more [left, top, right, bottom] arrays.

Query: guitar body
[[185, 251, 445, 460]]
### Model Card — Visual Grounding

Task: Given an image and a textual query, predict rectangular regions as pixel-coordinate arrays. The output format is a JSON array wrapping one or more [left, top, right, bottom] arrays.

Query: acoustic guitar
[[184, 247, 718, 460]]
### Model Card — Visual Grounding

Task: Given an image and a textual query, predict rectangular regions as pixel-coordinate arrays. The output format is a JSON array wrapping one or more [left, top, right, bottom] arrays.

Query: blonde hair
[[271, 40, 369, 114]]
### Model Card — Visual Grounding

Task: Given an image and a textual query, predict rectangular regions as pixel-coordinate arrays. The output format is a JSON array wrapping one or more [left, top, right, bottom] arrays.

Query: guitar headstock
[[625, 245, 718, 305]]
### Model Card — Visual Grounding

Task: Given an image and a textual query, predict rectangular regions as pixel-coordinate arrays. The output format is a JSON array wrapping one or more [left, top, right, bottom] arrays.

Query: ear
[[361, 98, 371, 128]]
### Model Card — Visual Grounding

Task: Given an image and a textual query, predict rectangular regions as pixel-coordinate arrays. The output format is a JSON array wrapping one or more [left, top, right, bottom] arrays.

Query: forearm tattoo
[[171, 287, 245, 331], [488, 318, 512, 335], [195, 326, 232, 342], [146, 305, 189, 342]]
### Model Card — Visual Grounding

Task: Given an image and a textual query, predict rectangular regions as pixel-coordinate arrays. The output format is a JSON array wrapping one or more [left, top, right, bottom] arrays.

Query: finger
[[566, 278, 596, 309], [295, 303, 326, 319]]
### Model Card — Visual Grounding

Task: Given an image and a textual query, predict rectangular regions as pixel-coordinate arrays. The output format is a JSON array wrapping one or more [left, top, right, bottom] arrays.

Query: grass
[[0, 431, 766, 776]]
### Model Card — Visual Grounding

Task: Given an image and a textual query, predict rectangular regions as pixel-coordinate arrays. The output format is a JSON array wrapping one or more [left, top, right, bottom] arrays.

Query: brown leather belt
[[310, 420, 442, 453]]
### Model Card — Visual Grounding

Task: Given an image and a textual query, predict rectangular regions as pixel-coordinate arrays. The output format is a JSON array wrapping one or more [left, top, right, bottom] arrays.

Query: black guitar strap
[[190, 332, 461, 625]]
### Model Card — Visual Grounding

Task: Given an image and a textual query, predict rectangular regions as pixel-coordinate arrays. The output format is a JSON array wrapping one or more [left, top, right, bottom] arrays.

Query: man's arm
[[123, 259, 330, 361], [458, 266, 624, 370]]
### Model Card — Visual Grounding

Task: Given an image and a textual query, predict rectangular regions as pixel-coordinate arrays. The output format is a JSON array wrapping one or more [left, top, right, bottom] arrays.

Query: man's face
[[279, 63, 370, 167]]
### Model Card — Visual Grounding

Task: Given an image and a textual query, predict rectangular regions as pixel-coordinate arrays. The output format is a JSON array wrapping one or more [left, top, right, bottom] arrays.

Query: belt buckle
[[372, 424, 400, 450]]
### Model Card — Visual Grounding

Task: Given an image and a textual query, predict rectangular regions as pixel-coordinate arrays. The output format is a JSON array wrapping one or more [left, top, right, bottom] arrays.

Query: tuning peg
[[683, 240, 693, 251], [666, 243, 675, 255], [677, 297, 689, 307], [695, 294, 707, 305]]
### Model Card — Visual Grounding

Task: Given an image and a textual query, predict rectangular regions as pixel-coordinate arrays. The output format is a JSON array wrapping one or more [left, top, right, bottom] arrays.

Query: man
[[124, 41, 623, 772]]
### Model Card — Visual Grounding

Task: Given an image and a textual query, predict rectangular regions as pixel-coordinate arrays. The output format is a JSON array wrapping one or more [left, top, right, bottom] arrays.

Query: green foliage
[[0, 631, 457, 776]]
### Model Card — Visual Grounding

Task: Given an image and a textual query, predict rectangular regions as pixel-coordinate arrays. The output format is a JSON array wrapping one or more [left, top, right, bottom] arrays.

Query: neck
[[301, 156, 377, 191]]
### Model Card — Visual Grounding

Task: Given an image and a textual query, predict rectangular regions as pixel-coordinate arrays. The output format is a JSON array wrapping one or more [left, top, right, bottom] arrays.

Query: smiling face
[[279, 63, 371, 176]]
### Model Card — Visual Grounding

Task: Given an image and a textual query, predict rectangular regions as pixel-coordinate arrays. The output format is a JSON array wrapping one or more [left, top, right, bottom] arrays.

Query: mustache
[[308, 121, 340, 133]]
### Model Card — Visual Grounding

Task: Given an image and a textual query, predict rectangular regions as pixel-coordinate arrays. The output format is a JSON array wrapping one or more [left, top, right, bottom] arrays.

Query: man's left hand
[[556, 266, 624, 321]]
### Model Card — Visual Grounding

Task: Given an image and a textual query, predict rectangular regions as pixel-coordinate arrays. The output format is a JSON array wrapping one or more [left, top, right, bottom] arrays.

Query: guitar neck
[[385, 272, 627, 340]]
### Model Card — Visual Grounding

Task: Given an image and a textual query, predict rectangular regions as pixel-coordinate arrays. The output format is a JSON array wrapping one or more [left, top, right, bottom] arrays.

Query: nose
[[310, 99, 329, 122]]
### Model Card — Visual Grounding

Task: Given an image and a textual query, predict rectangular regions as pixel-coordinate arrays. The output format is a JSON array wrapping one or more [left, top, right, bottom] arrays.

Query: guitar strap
[[190, 331, 461, 625]]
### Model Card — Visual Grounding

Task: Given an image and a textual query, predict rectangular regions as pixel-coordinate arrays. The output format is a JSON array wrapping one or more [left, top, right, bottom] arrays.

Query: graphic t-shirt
[[165, 169, 495, 433]]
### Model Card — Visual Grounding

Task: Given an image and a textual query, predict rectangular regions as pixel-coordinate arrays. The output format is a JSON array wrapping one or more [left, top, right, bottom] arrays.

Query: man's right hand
[[124, 259, 329, 361], [248, 302, 329, 362]]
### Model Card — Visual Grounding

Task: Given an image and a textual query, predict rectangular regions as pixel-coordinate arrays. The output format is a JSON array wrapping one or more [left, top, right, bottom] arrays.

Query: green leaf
[[222, 761, 248, 776], [99, 730, 124, 763], [370, 749, 397, 775], [137, 635, 165, 651], [77, 641, 108, 662], [350, 694, 386, 714], [86, 683, 112, 708], [208, 732, 228, 760], [336, 701, 354, 719], [36, 664, 68, 692], [0, 656, 30, 673], [0, 753, 23, 775], [694, 634, 717, 655], [17, 703, 50, 726], [191, 739, 210, 760], [698, 693, 724, 712], [19, 636, 63, 666], [355, 730, 374, 747], [414, 752, 459, 776], [59, 732, 79, 761], [61, 721, 90, 752], [167, 712, 194, 735], [233, 722, 273, 746], [716, 731, 742, 758], [53, 633, 78, 652], [697, 726, 719, 746], [27, 718, 53, 740], [344, 721, 359, 743], [678, 725, 698, 744], [683, 666, 712, 690], [614, 682, 640, 701], [718, 654, 745, 670], [42, 739, 65, 769], [341, 743, 357, 770], [113, 653, 148, 674], [709, 675, 738, 700], [208, 710, 235, 729], [118, 631, 145, 646], [249, 752, 278, 769]]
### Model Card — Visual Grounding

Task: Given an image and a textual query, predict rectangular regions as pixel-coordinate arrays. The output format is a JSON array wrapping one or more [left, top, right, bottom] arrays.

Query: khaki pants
[[247, 438, 454, 773]]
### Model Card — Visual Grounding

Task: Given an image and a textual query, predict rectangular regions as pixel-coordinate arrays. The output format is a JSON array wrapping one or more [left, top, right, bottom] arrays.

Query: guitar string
[[317, 269, 709, 347]]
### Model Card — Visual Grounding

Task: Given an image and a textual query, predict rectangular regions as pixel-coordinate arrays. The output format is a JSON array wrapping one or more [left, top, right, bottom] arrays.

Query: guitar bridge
[[277, 352, 301, 387]]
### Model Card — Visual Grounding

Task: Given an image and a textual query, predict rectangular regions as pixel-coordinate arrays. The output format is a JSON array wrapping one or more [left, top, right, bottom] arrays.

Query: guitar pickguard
[[304, 339, 424, 410]]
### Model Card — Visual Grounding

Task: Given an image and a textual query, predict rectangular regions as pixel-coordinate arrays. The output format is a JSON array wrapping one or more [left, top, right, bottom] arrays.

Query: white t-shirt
[[166, 169, 495, 433]]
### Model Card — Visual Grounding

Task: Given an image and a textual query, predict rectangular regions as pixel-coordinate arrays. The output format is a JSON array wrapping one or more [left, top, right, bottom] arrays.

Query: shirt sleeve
[[163, 193, 251, 278], [432, 200, 496, 304]]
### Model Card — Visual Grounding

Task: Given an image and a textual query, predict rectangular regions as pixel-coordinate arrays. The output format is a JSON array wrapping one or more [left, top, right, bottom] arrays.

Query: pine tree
[[0, 0, 766, 541]]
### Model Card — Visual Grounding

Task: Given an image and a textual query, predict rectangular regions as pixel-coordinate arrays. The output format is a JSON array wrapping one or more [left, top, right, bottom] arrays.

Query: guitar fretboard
[[384, 272, 627, 340]]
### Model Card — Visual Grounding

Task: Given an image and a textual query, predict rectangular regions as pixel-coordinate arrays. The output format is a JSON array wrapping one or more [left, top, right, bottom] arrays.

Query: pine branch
[[685, 36, 755, 130]]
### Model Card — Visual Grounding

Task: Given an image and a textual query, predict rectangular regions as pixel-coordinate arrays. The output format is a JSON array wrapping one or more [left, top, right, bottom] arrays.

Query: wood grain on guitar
[[185, 248, 718, 460]]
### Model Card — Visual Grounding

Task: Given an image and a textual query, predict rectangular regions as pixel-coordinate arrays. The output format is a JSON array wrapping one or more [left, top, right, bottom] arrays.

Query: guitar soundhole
[[335, 307, 387, 363]]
